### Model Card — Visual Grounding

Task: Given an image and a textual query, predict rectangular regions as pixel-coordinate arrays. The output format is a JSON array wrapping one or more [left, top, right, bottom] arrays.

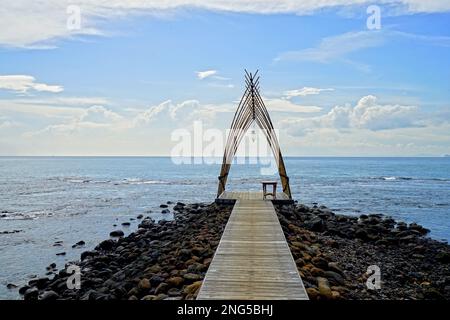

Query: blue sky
[[0, 1, 449, 156]]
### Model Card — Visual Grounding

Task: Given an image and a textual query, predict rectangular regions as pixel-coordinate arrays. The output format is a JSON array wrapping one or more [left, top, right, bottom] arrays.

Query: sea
[[0, 156, 449, 299]]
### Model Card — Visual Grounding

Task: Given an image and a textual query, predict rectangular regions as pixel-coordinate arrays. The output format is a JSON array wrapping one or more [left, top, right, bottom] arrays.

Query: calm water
[[0, 156, 449, 299]]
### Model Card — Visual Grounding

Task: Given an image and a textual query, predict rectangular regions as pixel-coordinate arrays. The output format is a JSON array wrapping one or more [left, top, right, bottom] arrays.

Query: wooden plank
[[197, 198, 308, 300]]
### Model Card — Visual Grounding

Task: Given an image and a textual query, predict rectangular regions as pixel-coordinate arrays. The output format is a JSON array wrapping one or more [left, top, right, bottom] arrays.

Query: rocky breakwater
[[19, 202, 231, 300], [275, 203, 450, 300]]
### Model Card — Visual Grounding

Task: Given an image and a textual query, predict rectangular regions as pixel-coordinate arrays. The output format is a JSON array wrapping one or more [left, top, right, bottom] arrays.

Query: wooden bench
[[262, 181, 277, 200]]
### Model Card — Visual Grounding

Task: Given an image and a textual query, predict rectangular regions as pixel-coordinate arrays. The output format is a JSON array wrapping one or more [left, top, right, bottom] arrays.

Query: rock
[[183, 273, 202, 282], [183, 281, 202, 295], [436, 251, 450, 263], [154, 293, 168, 300], [109, 230, 124, 237], [160, 204, 168, 208], [331, 291, 341, 299], [24, 287, 39, 300], [127, 287, 140, 297], [423, 287, 445, 299], [72, 240, 85, 248], [317, 277, 333, 299], [19, 286, 30, 295], [311, 256, 329, 269], [167, 276, 184, 287], [396, 221, 408, 231], [6, 283, 17, 289], [137, 214, 144, 219], [155, 282, 169, 294], [178, 248, 191, 258], [306, 287, 320, 300], [324, 271, 345, 285], [355, 229, 369, 241], [138, 278, 151, 291], [81, 250, 97, 260], [46, 263, 56, 270], [150, 275, 165, 287], [96, 239, 115, 251], [327, 262, 344, 276], [56, 252, 66, 256], [145, 265, 161, 274], [141, 295, 155, 300], [28, 277, 49, 289], [173, 204, 185, 211], [121, 222, 131, 226], [305, 218, 326, 232], [161, 209, 170, 214], [0, 229, 23, 234], [40, 290, 59, 300], [409, 223, 429, 235], [167, 288, 181, 297]]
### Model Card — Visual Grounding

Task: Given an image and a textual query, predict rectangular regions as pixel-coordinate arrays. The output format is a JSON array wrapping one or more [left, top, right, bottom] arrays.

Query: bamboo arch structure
[[216, 70, 292, 199]]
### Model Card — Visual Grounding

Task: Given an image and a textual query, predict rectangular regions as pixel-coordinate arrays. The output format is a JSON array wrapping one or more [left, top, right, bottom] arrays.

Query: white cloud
[[196, 70, 217, 80], [0, 75, 63, 94], [80, 105, 123, 123], [23, 105, 124, 137], [284, 87, 335, 99], [264, 98, 322, 113], [280, 95, 420, 136], [132, 100, 173, 125], [275, 30, 384, 63], [0, 117, 18, 129], [275, 29, 450, 66], [1, 1, 450, 48]]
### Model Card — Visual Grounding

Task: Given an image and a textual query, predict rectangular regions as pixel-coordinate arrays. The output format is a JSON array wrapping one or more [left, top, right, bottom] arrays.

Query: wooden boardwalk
[[218, 191, 290, 200], [197, 194, 308, 300]]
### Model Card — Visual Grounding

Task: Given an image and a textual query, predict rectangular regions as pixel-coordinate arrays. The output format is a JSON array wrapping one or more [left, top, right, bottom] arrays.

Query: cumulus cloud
[[283, 87, 335, 99], [264, 98, 322, 113], [0, 75, 63, 94], [132, 100, 173, 125], [80, 105, 123, 123], [196, 70, 217, 80], [1, 1, 450, 48], [22, 104, 124, 137], [280, 95, 421, 136], [132, 99, 232, 126]]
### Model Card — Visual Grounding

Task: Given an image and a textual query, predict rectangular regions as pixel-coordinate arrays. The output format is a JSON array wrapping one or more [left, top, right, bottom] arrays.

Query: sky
[[0, 0, 449, 156]]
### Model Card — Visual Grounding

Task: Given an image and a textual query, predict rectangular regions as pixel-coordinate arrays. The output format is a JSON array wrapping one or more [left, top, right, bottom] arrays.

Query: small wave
[[121, 178, 166, 185], [371, 176, 449, 182], [0, 210, 54, 220], [67, 179, 91, 183], [381, 176, 413, 181]]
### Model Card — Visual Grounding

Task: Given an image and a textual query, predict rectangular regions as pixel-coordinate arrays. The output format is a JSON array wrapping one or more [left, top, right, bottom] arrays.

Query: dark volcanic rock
[[275, 203, 450, 300], [96, 239, 116, 251], [109, 230, 124, 237], [72, 240, 85, 248], [21, 202, 232, 300]]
